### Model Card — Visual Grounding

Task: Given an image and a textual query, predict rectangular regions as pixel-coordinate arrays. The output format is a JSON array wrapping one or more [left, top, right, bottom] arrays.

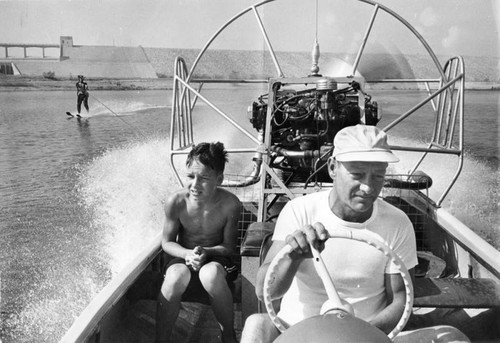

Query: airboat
[[61, 1, 500, 342]]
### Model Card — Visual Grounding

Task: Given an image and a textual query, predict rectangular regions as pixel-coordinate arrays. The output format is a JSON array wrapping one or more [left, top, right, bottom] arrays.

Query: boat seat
[[240, 222, 275, 257], [413, 277, 500, 308]]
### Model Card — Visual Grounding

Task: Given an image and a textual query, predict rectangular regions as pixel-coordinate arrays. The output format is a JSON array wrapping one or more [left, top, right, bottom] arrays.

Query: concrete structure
[[0, 36, 157, 79], [0, 43, 59, 59]]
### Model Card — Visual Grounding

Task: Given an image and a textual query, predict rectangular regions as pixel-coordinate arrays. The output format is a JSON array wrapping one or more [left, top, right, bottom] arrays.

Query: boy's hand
[[185, 246, 207, 271]]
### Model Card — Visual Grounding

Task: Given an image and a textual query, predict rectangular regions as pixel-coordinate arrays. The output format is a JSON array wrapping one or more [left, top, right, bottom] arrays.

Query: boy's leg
[[156, 263, 191, 343], [241, 313, 280, 343], [199, 262, 236, 343]]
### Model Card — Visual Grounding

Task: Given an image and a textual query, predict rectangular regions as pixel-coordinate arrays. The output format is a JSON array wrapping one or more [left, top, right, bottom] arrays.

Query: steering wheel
[[263, 228, 414, 341]]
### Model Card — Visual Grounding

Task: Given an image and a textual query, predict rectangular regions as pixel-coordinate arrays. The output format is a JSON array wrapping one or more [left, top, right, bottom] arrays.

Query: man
[[75, 75, 89, 115], [156, 142, 242, 343], [241, 124, 469, 343]]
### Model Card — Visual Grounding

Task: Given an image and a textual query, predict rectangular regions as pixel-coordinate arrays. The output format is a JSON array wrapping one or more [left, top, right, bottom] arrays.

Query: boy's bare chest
[[182, 206, 225, 232]]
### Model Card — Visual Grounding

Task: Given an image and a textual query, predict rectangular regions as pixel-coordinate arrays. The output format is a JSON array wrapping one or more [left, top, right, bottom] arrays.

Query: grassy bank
[[0, 75, 173, 91]]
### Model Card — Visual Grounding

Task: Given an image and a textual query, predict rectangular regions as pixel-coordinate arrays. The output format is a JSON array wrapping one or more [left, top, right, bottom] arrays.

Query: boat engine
[[249, 78, 380, 183]]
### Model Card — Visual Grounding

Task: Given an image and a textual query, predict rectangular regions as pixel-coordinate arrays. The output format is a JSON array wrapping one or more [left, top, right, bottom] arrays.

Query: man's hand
[[185, 246, 207, 271], [285, 222, 328, 259]]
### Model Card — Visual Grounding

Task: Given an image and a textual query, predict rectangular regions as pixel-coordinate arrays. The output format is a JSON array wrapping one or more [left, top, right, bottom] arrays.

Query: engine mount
[[248, 77, 380, 183]]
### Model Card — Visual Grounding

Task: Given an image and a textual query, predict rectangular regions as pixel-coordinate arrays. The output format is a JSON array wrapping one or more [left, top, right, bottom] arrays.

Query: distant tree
[[42, 71, 56, 80]]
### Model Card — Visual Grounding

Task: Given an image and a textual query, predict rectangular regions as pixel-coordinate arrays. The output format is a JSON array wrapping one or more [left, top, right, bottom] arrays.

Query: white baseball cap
[[333, 124, 399, 163]]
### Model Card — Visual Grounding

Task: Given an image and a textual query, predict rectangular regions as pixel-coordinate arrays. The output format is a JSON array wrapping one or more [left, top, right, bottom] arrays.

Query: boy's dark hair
[[186, 142, 228, 174]]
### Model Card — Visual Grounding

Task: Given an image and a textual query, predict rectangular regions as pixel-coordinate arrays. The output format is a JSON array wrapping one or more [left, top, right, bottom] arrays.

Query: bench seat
[[413, 277, 500, 308]]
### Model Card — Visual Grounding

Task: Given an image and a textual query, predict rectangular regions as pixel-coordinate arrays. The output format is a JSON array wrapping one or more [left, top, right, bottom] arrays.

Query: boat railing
[[60, 233, 164, 343], [169, 57, 265, 188], [379, 56, 465, 206]]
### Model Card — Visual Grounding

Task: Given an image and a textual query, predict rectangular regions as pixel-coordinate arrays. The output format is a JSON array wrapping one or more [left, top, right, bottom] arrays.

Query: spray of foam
[[7, 259, 109, 342], [8, 137, 176, 342], [443, 154, 499, 247], [88, 99, 167, 117], [79, 136, 178, 273], [388, 136, 499, 249]]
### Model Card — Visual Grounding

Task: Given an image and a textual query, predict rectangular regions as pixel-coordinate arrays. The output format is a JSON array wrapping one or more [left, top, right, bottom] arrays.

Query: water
[[0, 88, 498, 342], [0, 90, 174, 342]]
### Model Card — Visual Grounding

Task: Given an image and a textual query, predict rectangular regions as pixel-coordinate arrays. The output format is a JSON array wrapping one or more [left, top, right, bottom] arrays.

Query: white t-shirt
[[272, 190, 417, 326]]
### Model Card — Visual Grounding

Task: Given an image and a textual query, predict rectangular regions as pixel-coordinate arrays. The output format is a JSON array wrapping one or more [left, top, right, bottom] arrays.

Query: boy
[[156, 142, 242, 343]]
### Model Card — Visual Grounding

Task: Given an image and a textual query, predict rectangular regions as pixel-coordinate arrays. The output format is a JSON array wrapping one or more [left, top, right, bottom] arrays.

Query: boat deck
[[72, 177, 499, 342], [107, 300, 242, 342]]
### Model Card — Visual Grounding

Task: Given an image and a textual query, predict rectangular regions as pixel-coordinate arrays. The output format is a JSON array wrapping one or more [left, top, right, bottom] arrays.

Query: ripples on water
[[0, 88, 498, 342], [0, 90, 172, 342]]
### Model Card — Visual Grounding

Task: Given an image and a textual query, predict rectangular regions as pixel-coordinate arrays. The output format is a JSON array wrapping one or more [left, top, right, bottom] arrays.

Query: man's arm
[[255, 240, 302, 302], [368, 268, 415, 334], [369, 210, 417, 333]]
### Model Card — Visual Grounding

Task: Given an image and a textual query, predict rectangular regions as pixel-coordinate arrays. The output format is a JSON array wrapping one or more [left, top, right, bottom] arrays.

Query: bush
[[42, 71, 57, 80]]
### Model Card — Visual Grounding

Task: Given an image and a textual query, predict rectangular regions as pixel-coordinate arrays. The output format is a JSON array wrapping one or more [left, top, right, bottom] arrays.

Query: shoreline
[[0, 77, 174, 91], [0, 76, 498, 91]]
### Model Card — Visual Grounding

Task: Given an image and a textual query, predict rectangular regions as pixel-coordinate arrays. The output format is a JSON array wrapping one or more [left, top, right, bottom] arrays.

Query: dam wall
[[0, 41, 157, 79], [1, 37, 498, 82]]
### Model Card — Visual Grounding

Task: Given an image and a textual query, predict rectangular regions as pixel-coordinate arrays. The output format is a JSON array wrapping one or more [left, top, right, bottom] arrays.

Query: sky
[[0, 0, 499, 58]]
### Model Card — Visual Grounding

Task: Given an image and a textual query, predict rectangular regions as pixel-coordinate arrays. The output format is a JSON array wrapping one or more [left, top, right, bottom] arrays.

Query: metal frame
[[168, 0, 465, 220]]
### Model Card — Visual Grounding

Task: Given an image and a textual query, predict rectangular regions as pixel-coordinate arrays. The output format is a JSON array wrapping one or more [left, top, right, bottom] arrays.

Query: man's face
[[329, 159, 388, 219], [185, 159, 222, 202]]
